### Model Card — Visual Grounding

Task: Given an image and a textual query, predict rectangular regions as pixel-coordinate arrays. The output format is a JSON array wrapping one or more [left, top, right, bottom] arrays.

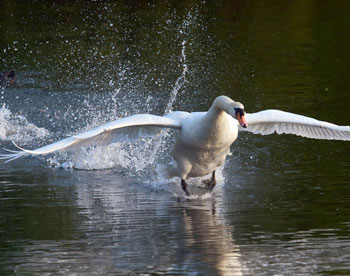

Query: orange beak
[[237, 112, 248, 128]]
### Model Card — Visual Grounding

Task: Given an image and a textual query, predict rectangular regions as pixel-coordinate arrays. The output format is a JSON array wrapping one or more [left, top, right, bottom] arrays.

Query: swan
[[1, 95, 349, 195]]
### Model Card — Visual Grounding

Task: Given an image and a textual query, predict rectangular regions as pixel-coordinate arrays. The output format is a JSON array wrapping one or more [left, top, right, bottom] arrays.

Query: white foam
[[0, 104, 49, 143]]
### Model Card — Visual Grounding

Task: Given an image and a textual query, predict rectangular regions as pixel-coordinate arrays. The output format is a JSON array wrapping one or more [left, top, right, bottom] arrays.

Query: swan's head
[[212, 95, 248, 128], [233, 102, 248, 128]]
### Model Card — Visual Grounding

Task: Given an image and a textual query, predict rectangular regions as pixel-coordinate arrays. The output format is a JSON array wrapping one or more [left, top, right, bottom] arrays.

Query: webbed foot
[[202, 171, 216, 190]]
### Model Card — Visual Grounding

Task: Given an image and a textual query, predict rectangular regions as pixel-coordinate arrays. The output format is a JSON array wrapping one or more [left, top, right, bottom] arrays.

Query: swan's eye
[[234, 108, 245, 117]]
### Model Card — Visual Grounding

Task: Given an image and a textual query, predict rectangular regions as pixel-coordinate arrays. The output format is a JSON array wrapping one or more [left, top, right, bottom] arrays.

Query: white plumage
[[243, 110, 350, 140], [1, 114, 181, 162]]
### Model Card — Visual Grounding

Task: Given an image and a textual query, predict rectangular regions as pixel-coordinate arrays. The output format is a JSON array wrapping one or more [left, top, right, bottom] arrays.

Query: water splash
[[0, 104, 49, 144], [164, 38, 188, 114], [63, 16, 191, 172], [141, 15, 192, 171]]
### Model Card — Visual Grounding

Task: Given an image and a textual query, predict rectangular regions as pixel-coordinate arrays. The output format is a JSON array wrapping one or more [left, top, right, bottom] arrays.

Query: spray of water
[[61, 40, 187, 174], [60, 12, 192, 173], [0, 104, 49, 144], [164, 39, 188, 114]]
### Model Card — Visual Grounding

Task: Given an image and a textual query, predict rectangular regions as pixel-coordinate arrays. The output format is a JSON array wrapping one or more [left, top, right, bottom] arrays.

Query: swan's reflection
[[179, 201, 244, 275], [72, 174, 245, 275]]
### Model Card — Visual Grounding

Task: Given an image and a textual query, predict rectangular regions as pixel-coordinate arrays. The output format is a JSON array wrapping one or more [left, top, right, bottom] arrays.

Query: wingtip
[[0, 141, 30, 163], [0, 152, 26, 163]]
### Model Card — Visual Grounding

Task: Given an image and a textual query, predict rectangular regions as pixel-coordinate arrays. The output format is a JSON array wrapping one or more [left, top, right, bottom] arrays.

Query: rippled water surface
[[1, 0, 350, 275]]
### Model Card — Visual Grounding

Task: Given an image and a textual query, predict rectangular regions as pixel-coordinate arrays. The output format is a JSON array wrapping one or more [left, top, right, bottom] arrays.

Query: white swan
[[1, 95, 350, 195]]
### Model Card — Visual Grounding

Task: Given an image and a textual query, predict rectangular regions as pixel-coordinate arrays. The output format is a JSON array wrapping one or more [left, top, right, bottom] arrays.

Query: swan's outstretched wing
[[242, 109, 350, 141], [0, 113, 184, 162]]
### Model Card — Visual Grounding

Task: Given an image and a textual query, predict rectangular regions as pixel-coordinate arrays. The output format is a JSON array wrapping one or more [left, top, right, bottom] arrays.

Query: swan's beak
[[237, 113, 248, 128]]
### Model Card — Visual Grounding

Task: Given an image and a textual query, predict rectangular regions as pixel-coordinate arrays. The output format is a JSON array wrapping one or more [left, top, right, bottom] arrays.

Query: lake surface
[[1, 0, 350, 275]]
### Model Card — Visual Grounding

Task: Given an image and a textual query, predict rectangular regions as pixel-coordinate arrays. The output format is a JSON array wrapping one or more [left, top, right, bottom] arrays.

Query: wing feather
[[0, 113, 182, 162], [242, 109, 350, 141]]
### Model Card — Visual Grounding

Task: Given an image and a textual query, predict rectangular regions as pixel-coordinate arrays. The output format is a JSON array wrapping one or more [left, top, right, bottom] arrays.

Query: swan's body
[[1, 95, 350, 195], [171, 105, 238, 179]]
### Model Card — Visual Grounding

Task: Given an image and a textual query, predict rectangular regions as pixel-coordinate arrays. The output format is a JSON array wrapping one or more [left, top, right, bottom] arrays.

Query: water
[[1, 0, 350, 275]]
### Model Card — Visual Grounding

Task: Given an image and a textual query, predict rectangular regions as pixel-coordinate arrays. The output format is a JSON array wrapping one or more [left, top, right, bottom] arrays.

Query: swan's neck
[[199, 96, 235, 132], [207, 96, 235, 118], [196, 96, 238, 146]]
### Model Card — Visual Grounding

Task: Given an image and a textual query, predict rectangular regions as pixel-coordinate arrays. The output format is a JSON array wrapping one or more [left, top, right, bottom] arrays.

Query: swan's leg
[[173, 157, 192, 196], [203, 170, 216, 190], [181, 179, 190, 196]]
